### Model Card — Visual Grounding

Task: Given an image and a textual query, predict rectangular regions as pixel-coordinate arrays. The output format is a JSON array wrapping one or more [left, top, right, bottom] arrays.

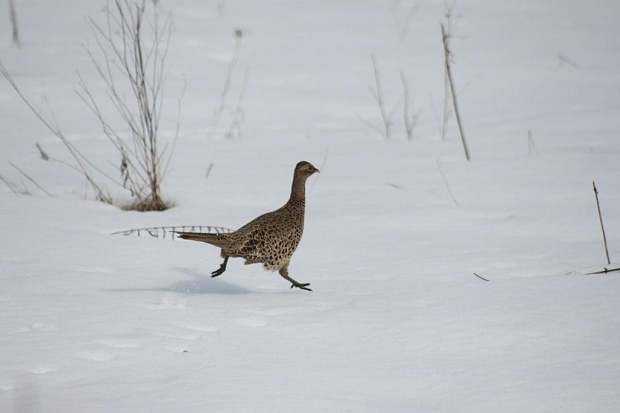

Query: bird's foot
[[211, 256, 229, 278], [211, 264, 226, 278], [290, 282, 312, 292]]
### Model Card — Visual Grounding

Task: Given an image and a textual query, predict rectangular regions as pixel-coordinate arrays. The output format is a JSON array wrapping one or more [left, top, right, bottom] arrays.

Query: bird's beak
[[315, 167, 320, 173]]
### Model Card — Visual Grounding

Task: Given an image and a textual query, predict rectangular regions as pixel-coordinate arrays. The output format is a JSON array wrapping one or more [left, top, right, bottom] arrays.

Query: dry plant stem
[[36, 143, 49, 160], [388, 0, 421, 42], [587, 267, 620, 275], [208, 30, 243, 139], [473, 272, 490, 282], [225, 65, 249, 139], [0, 61, 112, 203], [398, 0, 421, 42], [9, 0, 20, 47], [441, 66, 452, 141], [0, 173, 29, 195], [528, 129, 537, 155], [436, 158, 460, 207], [440, 0, 459, 141], [441, 23, 470, 161], [370, 54, 391, 140], [400, 71, 418, 140], [557, 53, 580, 69], [10, 163, 53, 196], [592, 181, 611, 265], [80, 0, 176, 210], [205, 162, 214, 179]]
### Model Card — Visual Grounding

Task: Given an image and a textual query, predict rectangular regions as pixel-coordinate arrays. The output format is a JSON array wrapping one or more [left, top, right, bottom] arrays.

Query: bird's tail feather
[[175, 231, 230, 248]]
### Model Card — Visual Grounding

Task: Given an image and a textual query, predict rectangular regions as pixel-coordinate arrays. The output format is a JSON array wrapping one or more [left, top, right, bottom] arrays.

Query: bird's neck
[[287, 173, 307, 208]]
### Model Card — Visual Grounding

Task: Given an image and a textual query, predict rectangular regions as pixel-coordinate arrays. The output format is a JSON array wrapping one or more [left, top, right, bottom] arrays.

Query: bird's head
[[295, 161, 320, 178]]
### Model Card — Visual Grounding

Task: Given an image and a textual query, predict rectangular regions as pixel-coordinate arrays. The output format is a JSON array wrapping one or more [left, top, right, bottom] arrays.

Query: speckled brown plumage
[[176, 161, 319, 291]]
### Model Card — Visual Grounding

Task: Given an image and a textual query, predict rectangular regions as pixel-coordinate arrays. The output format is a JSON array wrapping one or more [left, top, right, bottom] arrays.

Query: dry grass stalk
[[208, 29, 244, 139], [78, 0, 178, 211], [369, 54, 401, 140], [441, 22, 470, 161], [592, 182, 611, 265], [400, 71, 419, 140], [9, 0, 20, 47], [0, 61, 113, 204], [528, 130, 538, 155]]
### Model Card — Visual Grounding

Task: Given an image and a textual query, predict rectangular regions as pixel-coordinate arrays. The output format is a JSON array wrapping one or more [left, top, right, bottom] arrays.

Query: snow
[[1, 0, 620, 411]]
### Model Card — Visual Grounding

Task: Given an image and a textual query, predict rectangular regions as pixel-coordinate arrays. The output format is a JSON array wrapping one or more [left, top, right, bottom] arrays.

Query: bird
[[175, 161, 320, 291]]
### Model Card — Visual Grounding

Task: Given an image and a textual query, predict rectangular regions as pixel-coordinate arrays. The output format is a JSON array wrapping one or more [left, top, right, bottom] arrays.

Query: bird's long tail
[[175, 231, 230, 248]]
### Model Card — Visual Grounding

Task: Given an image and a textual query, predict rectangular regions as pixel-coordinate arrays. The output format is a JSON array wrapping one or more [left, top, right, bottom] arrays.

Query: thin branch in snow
[[473, 272, 490, 282], [205, 162, 214, 180], [10, 163, 53, 197], [557, 53, 581, 69], [0, 173, 29, 195], [401, 71, 419, 140], [208, 29, 244, 139], [436, 158, 459, 207], [369, 54, 393, 140], [8, 0, 20, 48], [592, 181, 611, 265], [527, 129, 538, 156], [441, 22, 470, 160]]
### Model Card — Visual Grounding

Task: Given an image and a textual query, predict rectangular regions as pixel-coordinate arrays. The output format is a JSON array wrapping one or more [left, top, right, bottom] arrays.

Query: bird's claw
[[210, 266, 225, 277], [291, 283, 312, 292]]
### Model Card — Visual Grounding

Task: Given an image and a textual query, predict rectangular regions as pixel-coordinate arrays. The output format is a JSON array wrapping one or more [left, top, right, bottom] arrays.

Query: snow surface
[[1, 0, 620, 411]]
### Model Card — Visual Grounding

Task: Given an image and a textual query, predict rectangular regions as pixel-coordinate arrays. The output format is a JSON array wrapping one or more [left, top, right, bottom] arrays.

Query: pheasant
[[176, 161, 319, 291]]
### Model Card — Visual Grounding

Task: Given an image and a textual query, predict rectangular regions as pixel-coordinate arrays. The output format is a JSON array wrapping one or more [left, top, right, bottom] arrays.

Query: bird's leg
[[279, 266, 312, 291], [211, 255, 229, 277]]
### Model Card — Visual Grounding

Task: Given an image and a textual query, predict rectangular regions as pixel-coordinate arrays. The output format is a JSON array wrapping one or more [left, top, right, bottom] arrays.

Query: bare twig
[[440, 1, 456, 141], [387, 0, 422, 42], [0, 173, 29, 195], [36, 143, 50, 161], [357, 113, 386, 137], [557, 53, 580, 69], [587, 267, 620, 275], [9, 163, 53, 196], [8, 0, 20, 48], [370, 54, 392, 140], [527, 129, 537, 156], [399, 0, 421, 42], [436, 158, 459, 206], [79, 0, 177, 211], [161, 74, 187, 180], [205, 162, 214, 179], [208, 29, 244, 139], [473, 272, 490, 282], [441, 22, 470, 161], [224, 65, 249, 140], [592, 181, 611, 265], [0, 60, 113, 204], [400, 71, 419, 140]]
